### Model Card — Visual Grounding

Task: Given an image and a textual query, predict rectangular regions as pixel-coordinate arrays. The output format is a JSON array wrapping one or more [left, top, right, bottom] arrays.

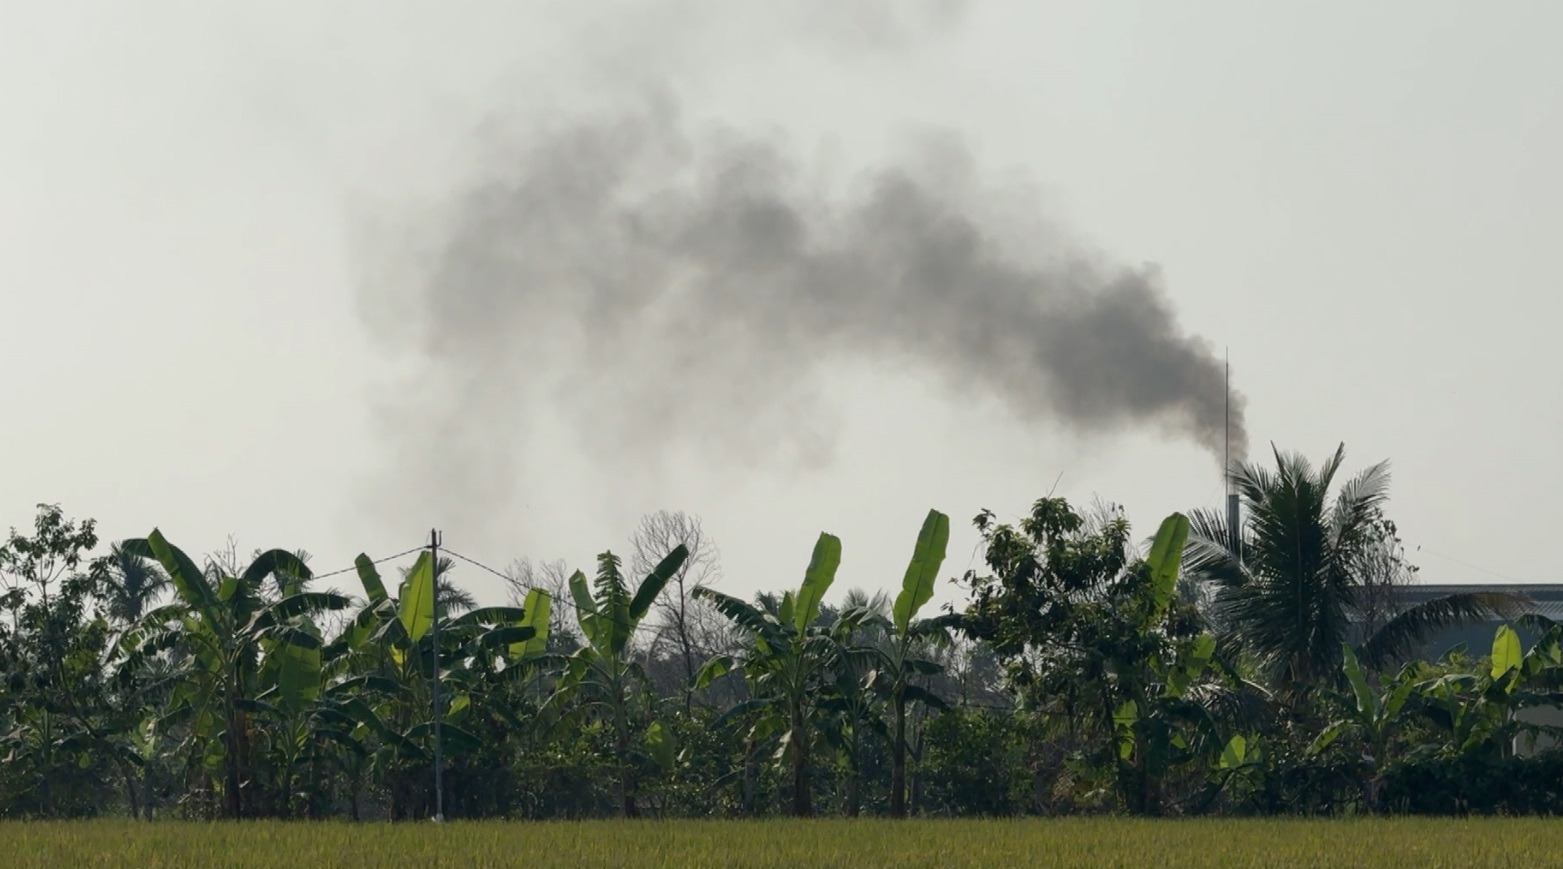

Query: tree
[[505, 557, 578, 651], [96, 542, 170, 625], [629, 510, 722, 713], [963, 499, 1227, 814], [1184, 443, 1521, 691], [819, 586, 892, 818], [1352, 519, 1419, 643], [693, 532, 852, 817], [1305, 645, 1420, 813], [325, 551, 543, 820], [121, 530, 351, 818], [552, 546, 689, 817], [1, 503, 99, 618], [0, 505, 121, 817], [878, 509, 961, 818]]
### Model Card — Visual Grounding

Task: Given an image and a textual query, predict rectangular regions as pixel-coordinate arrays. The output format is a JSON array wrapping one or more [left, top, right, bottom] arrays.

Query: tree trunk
[[678, 593, 696, 716], [846, 729, 861, 818], [620, 768, 638, 818], [224, 687, 244, 819], [790, 705, 811, 817], [614, 693, 638, 818], [741, 737, 757, 816], [115, 756, 141, 820], [280, 765, 294, 820], [143, 761, 155, 821], [890, 696, 908, 818]]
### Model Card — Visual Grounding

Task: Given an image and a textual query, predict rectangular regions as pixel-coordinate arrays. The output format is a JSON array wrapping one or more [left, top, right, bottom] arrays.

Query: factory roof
[[1393, 583, 1563, 622]]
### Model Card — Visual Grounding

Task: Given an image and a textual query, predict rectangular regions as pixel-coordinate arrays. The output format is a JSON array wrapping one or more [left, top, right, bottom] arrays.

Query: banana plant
[[334, 552, 543, 817], [1416, 622, 1563, 759], [119, 530, 350, 818], [869, 508, 962, 818], [548, 546, 688, 817], [1307, 645, 1420, 812], [693, 532, 848, 817], [1107, 512, 1235, 813]]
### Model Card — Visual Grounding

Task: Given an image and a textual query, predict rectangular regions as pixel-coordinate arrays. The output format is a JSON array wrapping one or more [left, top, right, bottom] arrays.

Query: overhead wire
[[304, 545, 427, 582], [1412, 545, 1537, 585], [440, 547, 515, 583]]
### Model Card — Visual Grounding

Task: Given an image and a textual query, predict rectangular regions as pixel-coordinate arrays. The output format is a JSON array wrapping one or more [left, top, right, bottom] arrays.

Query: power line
[[1413, 545, 1535, 585], [306, 545, 427, 582], [440, 547, 514, 583]]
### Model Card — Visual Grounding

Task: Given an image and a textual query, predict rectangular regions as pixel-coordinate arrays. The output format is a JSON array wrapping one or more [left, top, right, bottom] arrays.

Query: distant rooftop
[[1394, 583, 1563, 622], [1386, 584, 1563, 659]]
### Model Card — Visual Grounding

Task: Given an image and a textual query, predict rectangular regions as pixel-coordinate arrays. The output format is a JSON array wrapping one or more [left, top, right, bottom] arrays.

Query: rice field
[[3, 818, 1558, 868]]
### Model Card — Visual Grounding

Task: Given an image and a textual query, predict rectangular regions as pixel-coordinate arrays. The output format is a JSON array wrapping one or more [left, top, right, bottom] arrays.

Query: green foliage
[[692, 532, 851, 817], [893, 510, 948, 636], [1, 459, 1548, 823], [1185, 444, 1521, 690], [794, 534, 842, 634], [397, 552, 435, 644], [1144, 512, 1190, 621]]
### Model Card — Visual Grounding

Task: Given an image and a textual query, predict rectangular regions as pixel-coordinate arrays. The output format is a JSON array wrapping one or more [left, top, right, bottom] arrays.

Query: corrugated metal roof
[[1393, 584, 1563, 621]]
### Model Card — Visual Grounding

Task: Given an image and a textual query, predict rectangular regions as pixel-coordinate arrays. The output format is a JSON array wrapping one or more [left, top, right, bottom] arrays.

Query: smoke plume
[[351, 3, 1247, 531]]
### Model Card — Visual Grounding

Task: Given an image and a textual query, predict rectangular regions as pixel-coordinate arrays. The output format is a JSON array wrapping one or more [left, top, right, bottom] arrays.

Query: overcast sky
[[3, 1, 1559, 610]]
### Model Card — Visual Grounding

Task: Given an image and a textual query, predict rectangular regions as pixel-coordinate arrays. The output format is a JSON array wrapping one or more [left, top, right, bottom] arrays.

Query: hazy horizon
[[4, 1, 1559, 609]]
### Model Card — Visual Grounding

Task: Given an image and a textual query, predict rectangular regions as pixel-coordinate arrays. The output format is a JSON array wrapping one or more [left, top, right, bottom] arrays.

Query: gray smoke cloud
[[351, 2, 1247, 531]]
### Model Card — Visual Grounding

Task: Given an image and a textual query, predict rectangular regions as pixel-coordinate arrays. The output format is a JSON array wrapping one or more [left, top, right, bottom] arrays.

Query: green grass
[[2, 818, 1558, 868]]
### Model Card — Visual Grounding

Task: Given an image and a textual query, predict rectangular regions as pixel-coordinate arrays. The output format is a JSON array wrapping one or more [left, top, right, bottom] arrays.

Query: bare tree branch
[[504, 555, 578, 648], [628, 510, 725, 711]]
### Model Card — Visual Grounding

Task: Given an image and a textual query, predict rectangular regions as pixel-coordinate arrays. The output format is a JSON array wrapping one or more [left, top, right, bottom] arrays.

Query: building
[[1391, 583, 1563, 757], [1392, 583, 1563, 663]]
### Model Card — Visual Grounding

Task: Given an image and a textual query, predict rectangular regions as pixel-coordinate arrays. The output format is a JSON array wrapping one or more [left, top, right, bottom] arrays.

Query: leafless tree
[[1352, 517, 1421, 644], [628, 510, 725, 711], [504, 555, 579, 650]]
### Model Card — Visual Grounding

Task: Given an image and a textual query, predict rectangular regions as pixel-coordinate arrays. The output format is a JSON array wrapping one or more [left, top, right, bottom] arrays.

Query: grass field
[[3, 818, 1558, 867]]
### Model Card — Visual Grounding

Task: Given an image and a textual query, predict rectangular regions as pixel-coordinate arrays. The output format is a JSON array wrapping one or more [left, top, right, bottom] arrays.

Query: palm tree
[[398, 557, 476, 617], [98, 541, 170, 624], [1185, 443, 1520, 691]]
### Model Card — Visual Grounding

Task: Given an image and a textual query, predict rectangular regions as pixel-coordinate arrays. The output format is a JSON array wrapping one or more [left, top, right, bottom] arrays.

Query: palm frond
[[1357, 590, 1528, 670], [693, 586, 782, 642]]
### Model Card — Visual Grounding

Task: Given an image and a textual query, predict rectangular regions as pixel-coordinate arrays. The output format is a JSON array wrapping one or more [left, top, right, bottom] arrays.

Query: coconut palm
[[98, 541, 170, 624], [397, 556, 476, 617], [1185, 443, 1520, 691]]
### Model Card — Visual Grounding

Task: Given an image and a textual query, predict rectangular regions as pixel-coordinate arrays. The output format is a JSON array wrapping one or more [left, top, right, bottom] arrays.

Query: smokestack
[[1226, 492, 1241, 557], [1223, 349, 1242, 559]]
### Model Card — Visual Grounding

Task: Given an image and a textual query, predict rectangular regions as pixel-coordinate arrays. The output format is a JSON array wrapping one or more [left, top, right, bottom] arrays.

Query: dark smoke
[[360, 101, 1246, 508], [350, 3, 1246, 532]]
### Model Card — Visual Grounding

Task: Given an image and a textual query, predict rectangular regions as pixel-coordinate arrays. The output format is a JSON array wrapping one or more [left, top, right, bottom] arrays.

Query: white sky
[[3, 1, 1559, 610]]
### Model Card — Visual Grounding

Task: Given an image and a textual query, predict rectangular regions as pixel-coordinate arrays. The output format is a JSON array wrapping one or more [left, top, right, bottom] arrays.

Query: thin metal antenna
[[430, 527, 445, 823]]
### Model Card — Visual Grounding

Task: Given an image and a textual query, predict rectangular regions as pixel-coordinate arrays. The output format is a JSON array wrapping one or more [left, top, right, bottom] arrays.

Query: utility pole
[[429, 527, 445, 823]]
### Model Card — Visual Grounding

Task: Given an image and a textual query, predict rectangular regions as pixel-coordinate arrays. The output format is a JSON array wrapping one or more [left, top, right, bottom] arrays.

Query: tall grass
[[4, 818, 1557, 868]]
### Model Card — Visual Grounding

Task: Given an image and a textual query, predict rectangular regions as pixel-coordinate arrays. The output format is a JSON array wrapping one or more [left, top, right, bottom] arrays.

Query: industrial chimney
[[1226, 491, 1241, 558], [1223, 351, 1241, 560]]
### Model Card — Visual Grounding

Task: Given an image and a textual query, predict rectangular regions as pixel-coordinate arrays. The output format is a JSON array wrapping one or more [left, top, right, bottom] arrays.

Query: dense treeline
[[3, 444, 1561, 820]]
